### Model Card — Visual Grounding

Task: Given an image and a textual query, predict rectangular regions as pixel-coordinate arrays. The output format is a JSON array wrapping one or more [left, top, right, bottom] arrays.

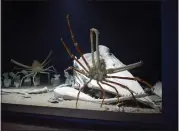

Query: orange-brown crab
[[61, 14, 153, 108]]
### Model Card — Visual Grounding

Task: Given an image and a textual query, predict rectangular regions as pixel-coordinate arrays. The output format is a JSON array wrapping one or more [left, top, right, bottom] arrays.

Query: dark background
[[2, 0, 161, 85]]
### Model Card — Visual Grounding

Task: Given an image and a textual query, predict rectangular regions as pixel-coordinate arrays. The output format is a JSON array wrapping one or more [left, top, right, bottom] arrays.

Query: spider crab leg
[[40, 72, 50, 84], [61, 38, 89, 74], [11, 59, 31, 69], [44, 65, 57, 73], [100, 81, 120, 104], [63, 66, 90, 108], [97, 81, 106, 107], [66, 14, 91, 72], [103, 79, 139, 106], [90, 28, 96, 68], [91, 28, 101, 69], [12, 67, 27, 71], [106, 75, 153, 88], [76, 79, 92, 108], [19, 72, 34, 87], [90, 28, 101, 69], [90, 28, 107, 107], [107, 61, 143, 74], [42, 50, 53, 65], [65, 66, 87, 76], [42, 59, 51, 68], [32, 72, 38, 87]]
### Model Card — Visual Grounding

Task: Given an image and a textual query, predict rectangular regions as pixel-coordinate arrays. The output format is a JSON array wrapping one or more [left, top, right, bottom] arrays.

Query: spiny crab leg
[[76, 79, 92, 108], [42, 59, 51, 68], [65, 66, 87, 77], [107, 61, 143, 74], [90, 29, 96, 69], [97, 82, 106, 107], [66, 14, 91, 71], [11, 59, 32, 69], [90, 28, 101, 70], [63, 66, 91, 108], [42, 50, 53, 65], [61, 38, 89, 74], [103, 79, 139, 104], [100, 81, 120, 104], [106, 75, 153, 88]]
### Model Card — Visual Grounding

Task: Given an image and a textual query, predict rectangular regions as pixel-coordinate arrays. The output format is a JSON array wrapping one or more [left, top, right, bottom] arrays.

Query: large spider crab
[[61, 14, 154, 108]]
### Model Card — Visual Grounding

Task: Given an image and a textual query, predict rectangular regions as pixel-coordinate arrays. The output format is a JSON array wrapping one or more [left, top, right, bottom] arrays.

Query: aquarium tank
[[2, 0, 172, 130]]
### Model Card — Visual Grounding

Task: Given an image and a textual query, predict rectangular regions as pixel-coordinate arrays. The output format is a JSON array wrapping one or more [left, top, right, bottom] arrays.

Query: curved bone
[[74, 45, 154, 105], [53, 86, 156, 108]]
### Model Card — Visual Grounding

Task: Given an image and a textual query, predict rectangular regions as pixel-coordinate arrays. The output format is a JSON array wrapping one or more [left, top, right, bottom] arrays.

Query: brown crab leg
[[65, 66, 87, 77], [61, 38, 89, 73], [97, 81, 106, 107], [104, 79, 139, 106], [106, 75, 153, 88], [100, 81, 120, 104], [66, 14, 91, 71], [76, 79, 92, 108]]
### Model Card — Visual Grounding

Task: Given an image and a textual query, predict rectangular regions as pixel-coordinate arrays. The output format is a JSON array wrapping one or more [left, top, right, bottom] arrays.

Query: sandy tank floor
[[1, 85, 161, 113]]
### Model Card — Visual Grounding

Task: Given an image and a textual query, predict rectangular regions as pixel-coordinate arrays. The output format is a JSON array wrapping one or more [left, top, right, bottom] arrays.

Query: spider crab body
[[61, 14, 154, 108], [31, 60, 44, 72]]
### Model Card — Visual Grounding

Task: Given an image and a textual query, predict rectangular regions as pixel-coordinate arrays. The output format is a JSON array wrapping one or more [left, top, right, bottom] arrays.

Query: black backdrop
[[2, 0, 161, 85]]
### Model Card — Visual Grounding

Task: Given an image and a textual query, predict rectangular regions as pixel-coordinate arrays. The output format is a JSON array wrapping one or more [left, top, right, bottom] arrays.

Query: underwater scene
[[2, 1, 162, 113]]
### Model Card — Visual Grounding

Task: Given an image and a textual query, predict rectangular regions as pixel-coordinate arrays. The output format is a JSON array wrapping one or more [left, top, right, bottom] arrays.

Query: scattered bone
[[1, 87, 48, 98]]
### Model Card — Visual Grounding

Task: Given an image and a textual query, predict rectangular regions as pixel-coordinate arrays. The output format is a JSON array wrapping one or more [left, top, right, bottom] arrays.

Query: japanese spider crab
[[10, 51, 57, 87], [61, 14, 153, 108]]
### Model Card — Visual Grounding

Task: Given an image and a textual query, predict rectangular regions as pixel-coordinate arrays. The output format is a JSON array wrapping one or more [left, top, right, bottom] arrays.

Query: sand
[[1, 85, 161, 113]]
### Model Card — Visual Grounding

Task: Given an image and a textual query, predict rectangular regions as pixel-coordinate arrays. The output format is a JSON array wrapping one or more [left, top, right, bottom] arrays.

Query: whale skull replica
[[57, 14, 156, 108]]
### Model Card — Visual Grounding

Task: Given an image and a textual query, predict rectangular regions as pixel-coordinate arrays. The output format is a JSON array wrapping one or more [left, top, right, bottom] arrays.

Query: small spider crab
[[11, 51, 57, 87]]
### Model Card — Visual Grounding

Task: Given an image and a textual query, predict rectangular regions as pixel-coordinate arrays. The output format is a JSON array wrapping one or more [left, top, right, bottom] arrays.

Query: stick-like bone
[[107, 61, 143, 74], [1, 87, 48, 95], [11, 59, 31, 69]]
